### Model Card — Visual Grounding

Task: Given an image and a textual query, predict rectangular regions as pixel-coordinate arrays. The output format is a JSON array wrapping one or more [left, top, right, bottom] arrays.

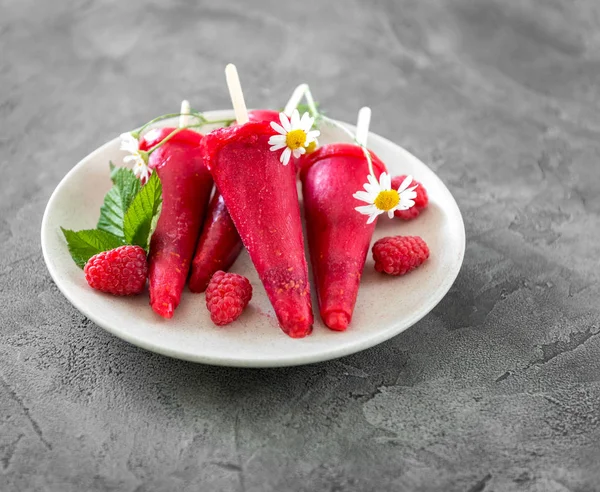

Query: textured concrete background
[[2, 0, 600, 490]]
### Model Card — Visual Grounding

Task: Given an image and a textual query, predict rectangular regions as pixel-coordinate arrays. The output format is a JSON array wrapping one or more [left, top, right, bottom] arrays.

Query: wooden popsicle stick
[[355, 106, 371, 147], [225, 64, 249, 125], [283, 84, 308, 116], [179, 100, 191, 128]]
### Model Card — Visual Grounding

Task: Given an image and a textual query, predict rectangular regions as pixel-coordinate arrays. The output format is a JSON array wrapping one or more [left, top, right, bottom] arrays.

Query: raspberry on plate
[[84, 245, 148, 295], [391, 175, 428, 220], [205, 271, 253, 326], [372, 236, 429, 276]]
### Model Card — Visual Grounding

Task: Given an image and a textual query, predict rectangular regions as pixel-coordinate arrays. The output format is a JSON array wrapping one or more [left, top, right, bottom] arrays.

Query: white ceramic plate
[[41, 110, 465, 367]]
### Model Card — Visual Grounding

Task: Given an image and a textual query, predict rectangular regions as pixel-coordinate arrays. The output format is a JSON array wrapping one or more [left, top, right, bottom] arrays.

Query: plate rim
[[41, 111, 465, 368]]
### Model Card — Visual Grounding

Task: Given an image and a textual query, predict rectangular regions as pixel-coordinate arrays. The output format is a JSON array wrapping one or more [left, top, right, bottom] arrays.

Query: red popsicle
[[188, 190, 243, 292], [189, 109, 284, 293], [299, 143, 387, 331], [202, 121, 314, 338], [139, 127, 212, 318]]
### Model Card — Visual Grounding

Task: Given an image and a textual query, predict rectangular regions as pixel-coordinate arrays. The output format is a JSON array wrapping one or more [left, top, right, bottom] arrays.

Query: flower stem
[[136, 113, 185, 135], [320, 115, 375, 178], [145, 121, 211, 155], [135, 112, 234, 137]]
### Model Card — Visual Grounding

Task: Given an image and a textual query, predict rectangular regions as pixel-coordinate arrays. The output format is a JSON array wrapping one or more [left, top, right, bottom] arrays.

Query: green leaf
[[61, 228, 125, 269], [123, 172, 162, 250], [109, 161, 118, 180], [97, 166, 141, 238]]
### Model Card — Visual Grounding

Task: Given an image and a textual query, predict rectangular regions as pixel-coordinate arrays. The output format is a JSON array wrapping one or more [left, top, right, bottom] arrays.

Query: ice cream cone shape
[[139, 101, 213, 318], [203, 121, 314, 337], [299, 143, 387, 331], [189, 97, 315, 295], [189, 190, 243, 293], [203, 66, 314, 337]]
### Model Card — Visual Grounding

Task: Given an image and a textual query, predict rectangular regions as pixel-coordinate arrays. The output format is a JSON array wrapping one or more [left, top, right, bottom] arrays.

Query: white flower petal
[[279, 112, 291, 132], [367, 174, 380, 190], [280, 147, 291, 166], [270, 122, 287, 136], [305, 130, 320, 142], [301, 114, 315, 133], [397, 175, 414, 193], [387, 210, 395, 219], [380, 172, 391, 191], [290, 109, 300, 129], [355, 204, 378, 215], [299, 111, 311, 129], [133, 159, 152, 183], [363, 182, 378, 194], [353, 190, 375, 203], [120, 133, 139, 153], [366, 212, 381, 224], [268, 135, 286, 145], [292, 147, 305, 158], [270, 143, 286, 151]]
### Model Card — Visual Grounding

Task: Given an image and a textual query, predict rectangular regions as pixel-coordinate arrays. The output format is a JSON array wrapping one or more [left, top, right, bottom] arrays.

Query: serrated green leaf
[[97, 166, 141, 238], [61, 228, 124, 269], [109, 161, 120, 182], [123, 172, 162, 251]]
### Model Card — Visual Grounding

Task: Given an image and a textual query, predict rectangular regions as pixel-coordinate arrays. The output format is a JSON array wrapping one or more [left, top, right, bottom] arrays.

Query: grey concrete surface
[[1, 0, 600, 490]]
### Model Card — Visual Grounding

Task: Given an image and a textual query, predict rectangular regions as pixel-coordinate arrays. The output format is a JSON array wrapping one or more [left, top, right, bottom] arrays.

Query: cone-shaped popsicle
[[139, 127, 212, 318], [189, 190, 243, 292], [189, 109, 286, 293], [202, 121, 314, 337], [299, 143, 387, 331]]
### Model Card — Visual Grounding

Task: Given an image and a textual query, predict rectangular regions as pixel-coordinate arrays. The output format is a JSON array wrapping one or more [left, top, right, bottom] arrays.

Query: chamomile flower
[[353, 173, 418, 224], [120, 132, 151, 184], [268, 110, 320, 166]]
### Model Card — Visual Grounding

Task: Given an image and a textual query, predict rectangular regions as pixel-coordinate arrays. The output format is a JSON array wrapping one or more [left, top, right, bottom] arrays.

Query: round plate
[[41, 110, 465, 367]]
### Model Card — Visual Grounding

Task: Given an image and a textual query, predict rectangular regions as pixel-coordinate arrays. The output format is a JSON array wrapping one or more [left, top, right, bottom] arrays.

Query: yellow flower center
[[305, 140, 318, 154], [286, 129, 307, 150], [374, 190, 400, 211]]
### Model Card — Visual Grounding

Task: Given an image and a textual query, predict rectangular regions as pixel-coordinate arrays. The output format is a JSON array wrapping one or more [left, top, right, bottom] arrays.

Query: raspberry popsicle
[[202, 120, 314, 337], [299, 143, 387, 331], [139, 126, 212, 318], [189, 190, 243, 292], [189, 109, 285, 293]]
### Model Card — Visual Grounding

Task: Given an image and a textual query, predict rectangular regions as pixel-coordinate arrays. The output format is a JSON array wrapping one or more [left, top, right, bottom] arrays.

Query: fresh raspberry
[[205, 271, 253, 325], [84, 245, 148, 295], [372, 236, 429, 276], [391, 175, 428, 220]]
